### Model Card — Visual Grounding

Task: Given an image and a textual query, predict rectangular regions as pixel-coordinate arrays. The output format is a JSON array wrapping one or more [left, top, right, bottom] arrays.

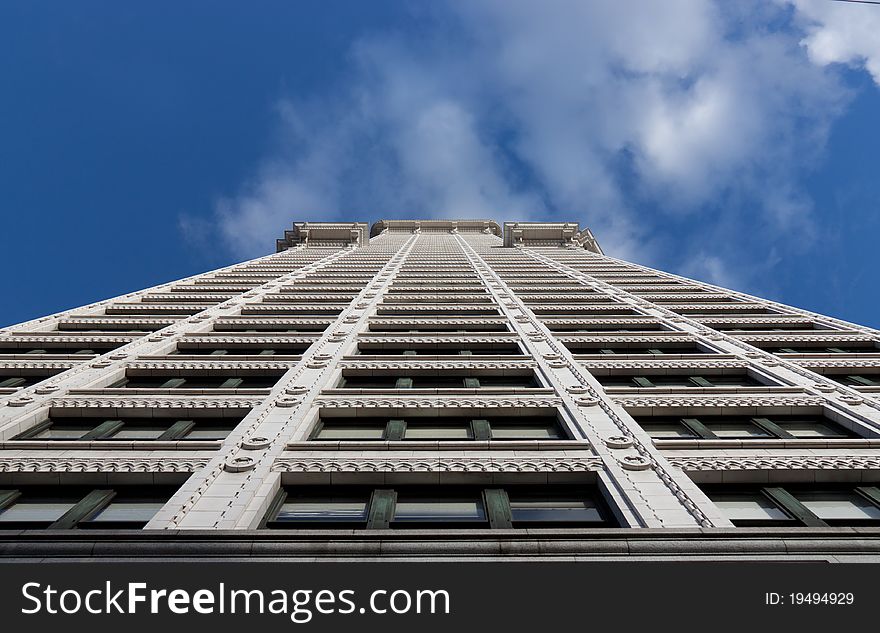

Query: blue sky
[[1, 1, 879, 328]]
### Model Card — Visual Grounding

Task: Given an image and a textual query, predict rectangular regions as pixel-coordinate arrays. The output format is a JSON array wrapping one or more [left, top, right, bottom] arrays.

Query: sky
[[1, 1, 879, 328]]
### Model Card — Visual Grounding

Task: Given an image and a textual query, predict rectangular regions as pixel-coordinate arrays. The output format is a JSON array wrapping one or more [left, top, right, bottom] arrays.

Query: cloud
[[189, 0, 864, 294], [785, 0, 880, 84]]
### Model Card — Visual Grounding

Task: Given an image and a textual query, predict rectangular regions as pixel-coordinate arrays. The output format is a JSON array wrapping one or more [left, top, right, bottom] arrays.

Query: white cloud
[[192, 0, 861, 293], [786, 0, 880, 84]]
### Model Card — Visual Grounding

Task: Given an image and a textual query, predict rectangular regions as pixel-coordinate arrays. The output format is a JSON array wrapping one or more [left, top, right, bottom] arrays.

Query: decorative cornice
[[579, 359, 747, 370], [48, 396, 262, 409], [611, 394, 826, 408], [337, 359, 535, 371], [125, 360, 297, 371], [0, 361, 78, 370], [0, 457, 208, 472], [792, 359, 880, 369], [317, 396, 563, 409], [733, 333, 877, 343], [669, 455, 880, 471], [273, 457, 603, 473]]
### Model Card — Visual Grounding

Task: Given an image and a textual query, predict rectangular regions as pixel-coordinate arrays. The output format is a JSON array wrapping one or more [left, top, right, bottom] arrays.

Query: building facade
[[1, 219, 880, 560]]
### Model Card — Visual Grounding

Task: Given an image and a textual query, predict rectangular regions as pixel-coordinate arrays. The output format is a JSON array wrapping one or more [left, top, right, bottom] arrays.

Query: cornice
[[611, 394, 826, 408], [316, 395, 564, 409], [0, 457, 209, 472], [272, 456, 603, 473], [669, 455, 880, 471]]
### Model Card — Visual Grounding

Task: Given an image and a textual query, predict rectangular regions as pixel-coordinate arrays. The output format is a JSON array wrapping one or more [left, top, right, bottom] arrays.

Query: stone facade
[[2, 219, 880, 560]]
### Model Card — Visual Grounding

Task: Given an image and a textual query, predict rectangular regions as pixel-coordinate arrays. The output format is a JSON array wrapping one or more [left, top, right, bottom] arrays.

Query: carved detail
[[272, 457, 603, 473], [0, 457, 208, 472], [669, 456, 880, 471]]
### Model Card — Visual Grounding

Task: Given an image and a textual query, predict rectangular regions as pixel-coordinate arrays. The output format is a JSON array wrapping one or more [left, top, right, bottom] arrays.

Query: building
[[1, 218, 880, 560]]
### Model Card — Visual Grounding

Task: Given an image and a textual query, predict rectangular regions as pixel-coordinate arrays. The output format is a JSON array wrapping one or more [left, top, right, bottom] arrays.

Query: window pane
[[781, 421, 849, 438], [794, 492, 880, 520], [706, 423, 771, 438], [277, 498, 368, 522], [32, 425, 93, 439], [0, 500, 76, 522], [315, 426, 385, 440], [404, 425, 470, 440], [183, 426, 232, 440], [86, 501, 164, 523], [711, 494, 789, 521], [110, 426, 167, 439], [491, 425, 561, 439], [393, 498, 485, 522], [509, 497, 602, 523], [643, 424, 696, 439]]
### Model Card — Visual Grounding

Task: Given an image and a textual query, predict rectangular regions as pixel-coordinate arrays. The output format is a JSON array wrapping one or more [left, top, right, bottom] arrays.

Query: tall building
[[1, 219, 879, 560]]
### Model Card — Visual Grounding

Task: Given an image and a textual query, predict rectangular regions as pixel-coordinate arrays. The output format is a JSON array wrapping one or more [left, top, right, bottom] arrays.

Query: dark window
[[0, 376, 46, 388], [565, 345, 706, 355], [357, 346, 522, 356], [311, 416, 565, 441], [827, 374, 880, 387], [635, 415, 857, 440], [337, 374, 539, 389], [263, 485, 617, 530], [598, 374, 764, 388], [705, 485, 880, 527], [13, 416, 243, 441], [175, 346, 311, 356], [0, 485, 180, 529], [111, 376, 282, 389]]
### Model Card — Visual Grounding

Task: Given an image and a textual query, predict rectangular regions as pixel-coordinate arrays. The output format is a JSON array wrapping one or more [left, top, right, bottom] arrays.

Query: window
[[636, 415, 857, 440], [0, 486, 180, 529], [565, 346, 706, 355], [310, 416, 565, 441], [704, 485, 880, 527], [263, 485, 617, 530], [111, 375, 282, 389], [337, 374, 539, 389], [357, 346, 522, 356], [635, 415, 859, 440], [598, 374, 763, 388], [829, 374, 880, 387], [175, 346, 311, 356], [13, 416, 243, 441]]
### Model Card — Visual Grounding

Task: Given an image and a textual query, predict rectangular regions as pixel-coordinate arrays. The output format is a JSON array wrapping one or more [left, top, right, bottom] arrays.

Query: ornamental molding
[[337, 359, 536, 371], [317, 396, 563, 409], [368, 318, 507, 326], [539, 318, 660, 326], [376, 305, 498, 313], [179, 336, 320, 345], [634, 294, 733, 301], [657, 303, 767, 312], [272, 457, 603, 473], [611, 394, 826, 408], [0, 335, 140, 344], [357, 335, 519, 344], [0, 457, 209, 473], [142, 294, 236, 301], [214, 318, 335, 326], [241, 305, 350, 313], [732, 333, 877, 343], [689, 316, 815, 326], [668, 455, 880, 471], [59, 317, 177, 325], [0, 361, 78, 370], [48, 396, 263, 409], [791, 359, 880, 369], [265, 294, 358, 301], [106, 304, 208, 312], [125, 360, 297, 371], [579, 359, 747, 370], [557, 334, 697, 344]]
